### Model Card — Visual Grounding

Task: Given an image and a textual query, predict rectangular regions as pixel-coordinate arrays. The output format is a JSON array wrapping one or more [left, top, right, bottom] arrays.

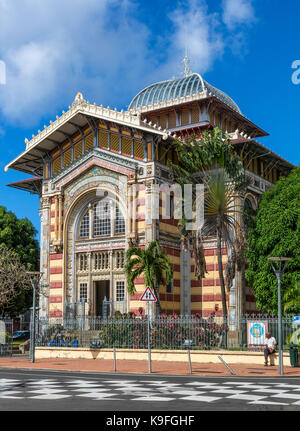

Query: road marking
[[226, 394, 267, 401], [180, 395, 221, 402], [76, 392, 116, 399], [28, 389, 68, 394], [29, 394, 71, 400], [271, 393, 300, 400], [249, 400, 289, 406], [131, 396, 175, 401], [252, 389, 289, 394], [210, 389, 248, 395], [164, 390, 206, 396]]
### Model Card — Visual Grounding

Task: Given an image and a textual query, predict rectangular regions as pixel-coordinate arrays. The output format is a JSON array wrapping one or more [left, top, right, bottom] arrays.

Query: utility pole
[[27, 272, 42, 363], [268, 257, 291, 376]]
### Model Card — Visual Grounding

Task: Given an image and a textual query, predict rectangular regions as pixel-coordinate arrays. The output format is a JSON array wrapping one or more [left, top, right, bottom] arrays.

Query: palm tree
[[202, 170, 245, 320], [124, 241, 173, 315], [170, 128, 249, 320], [170, 127, 248, 282]]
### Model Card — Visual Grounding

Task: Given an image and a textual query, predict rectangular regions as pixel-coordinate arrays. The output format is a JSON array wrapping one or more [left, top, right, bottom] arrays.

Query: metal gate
[[0, 320, 13, 357]]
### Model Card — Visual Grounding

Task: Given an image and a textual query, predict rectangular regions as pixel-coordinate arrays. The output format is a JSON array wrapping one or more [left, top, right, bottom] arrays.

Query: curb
[[0, 365, 299, 378]]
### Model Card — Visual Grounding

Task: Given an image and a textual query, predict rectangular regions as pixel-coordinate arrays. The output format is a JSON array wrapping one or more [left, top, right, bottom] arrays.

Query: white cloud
[[167, 0, 224, 75], [0, 0, 257, 126], [0, 0, 151, 124], [222, 0, 255, 29]]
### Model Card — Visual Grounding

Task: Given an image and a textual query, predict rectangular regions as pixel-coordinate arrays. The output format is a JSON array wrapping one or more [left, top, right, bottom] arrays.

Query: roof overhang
[[5, 93, 175, 176], [6, 177, 42, 194], [232, 138, 295, 172]]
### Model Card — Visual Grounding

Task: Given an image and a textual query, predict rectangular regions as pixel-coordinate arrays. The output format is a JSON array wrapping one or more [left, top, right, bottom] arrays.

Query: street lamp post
[[268, 257, 291, 376], [27, 272, 42, 363]]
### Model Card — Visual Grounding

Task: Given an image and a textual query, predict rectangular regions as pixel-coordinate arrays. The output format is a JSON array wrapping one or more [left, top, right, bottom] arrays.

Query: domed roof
[[128, 73, 241, 114]]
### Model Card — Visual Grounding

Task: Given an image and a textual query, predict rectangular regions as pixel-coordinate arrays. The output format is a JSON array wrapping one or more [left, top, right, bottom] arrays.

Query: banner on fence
[[293, 316, 300, 325], [247, 320, 268, 351]]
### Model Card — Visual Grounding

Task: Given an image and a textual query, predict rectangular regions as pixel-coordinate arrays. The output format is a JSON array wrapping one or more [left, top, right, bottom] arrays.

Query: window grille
[[74, 140, 83, 160], [94, 201, 111, 237], [110, 133, 120, 152], [85, 133, 94, 152], [80, 283, 88, 302], [133, 140, 144, 159], [121, 136, 132, 156], [63, 148, 72, 168], [115, 205, 125, 234], [191, 107, 199, 124], [53, 156, 61, 175], [79, 212, 89, 238], [116, 281, 125, 302], [98, 130, 108, 149]]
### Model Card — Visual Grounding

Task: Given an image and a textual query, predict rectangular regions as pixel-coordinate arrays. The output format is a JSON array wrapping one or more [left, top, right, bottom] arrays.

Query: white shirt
[[264, 337, 276, 350]]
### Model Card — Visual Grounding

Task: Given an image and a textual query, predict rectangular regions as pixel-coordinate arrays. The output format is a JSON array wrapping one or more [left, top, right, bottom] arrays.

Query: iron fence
[[0, 319, 13, 357], [36, 314, 299, 351]]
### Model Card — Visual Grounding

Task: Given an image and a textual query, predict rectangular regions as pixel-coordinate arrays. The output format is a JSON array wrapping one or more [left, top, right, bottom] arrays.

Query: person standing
[[264, 332, 277, 366]]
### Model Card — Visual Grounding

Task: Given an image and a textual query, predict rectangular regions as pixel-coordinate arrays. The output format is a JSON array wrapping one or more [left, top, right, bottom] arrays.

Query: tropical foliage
[[0, 206, 39, 269], [0, 206, 39, 315], [170, 127, 249, 318], [124, 241, 173, 314], [245, 166, 300, 313]]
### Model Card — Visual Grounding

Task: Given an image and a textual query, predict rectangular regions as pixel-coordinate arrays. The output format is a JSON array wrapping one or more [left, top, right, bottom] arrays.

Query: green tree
[[125, 241, 173, 315], [283, 282, 300, 314], [170, 127, 248, 318], [0, 244, 31, 316], [201, 170, 245, 319], [245, 167, 300, 314], [0, 206, 39, 315]]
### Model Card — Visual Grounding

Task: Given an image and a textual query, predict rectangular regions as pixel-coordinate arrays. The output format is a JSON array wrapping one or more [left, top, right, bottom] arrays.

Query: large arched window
[[78, 199, 126, 239]]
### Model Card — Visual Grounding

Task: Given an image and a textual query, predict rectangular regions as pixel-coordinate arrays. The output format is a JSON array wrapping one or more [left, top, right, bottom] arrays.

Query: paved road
[[0, 368, 300, 411]]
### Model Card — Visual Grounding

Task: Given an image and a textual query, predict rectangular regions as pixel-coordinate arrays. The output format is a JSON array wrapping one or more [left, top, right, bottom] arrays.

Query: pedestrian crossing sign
[[140, 286, 157, 302]]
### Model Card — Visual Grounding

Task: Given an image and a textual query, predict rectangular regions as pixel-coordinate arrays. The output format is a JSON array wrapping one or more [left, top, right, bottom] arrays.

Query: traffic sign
[[140, 286, 157, 302]]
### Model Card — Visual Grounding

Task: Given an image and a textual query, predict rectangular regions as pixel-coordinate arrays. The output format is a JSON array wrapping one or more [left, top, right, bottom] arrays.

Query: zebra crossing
[[0, 377, 300, 406]]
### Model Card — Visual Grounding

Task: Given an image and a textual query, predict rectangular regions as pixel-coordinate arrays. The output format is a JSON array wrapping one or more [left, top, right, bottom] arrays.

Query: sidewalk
[[0, 357, 300, 377]]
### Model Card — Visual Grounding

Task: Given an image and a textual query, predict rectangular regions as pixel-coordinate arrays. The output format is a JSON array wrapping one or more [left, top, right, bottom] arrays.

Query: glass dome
[[128, 73, 241, 114]]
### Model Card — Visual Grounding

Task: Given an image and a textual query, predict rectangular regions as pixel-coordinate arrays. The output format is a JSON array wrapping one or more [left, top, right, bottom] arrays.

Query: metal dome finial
[[182, 49, 192, 77]]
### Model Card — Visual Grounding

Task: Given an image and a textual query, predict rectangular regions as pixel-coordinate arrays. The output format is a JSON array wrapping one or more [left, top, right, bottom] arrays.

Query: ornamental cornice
[[75, 240, 126, 251], [24, 92, 176, 151], [128, 91, 208, 114], [50, 148, 138, 186]]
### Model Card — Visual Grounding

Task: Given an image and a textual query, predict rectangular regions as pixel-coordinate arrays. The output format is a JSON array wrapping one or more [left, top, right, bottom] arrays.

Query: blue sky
[[0, 0, 299, 241]]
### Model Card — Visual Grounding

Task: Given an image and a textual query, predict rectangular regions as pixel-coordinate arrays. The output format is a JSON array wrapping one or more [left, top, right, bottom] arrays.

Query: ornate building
[[5, 70, 294, 321]]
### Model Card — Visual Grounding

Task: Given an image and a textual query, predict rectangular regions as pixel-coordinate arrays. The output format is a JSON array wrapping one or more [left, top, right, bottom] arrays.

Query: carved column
[[39, 196, 51, 319]]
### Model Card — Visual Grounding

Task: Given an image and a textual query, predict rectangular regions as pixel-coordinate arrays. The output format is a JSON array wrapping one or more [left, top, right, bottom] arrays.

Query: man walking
[[264, 332, 277, 366]]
